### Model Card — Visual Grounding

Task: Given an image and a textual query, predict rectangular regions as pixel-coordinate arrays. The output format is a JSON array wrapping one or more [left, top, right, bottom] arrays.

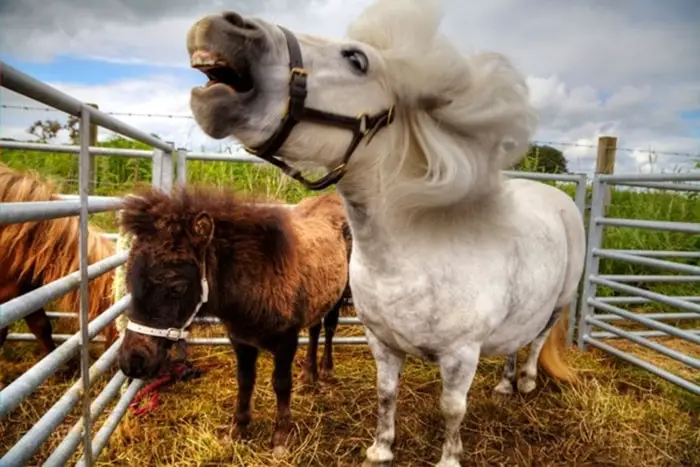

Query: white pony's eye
[[341, 49, 369, 74]]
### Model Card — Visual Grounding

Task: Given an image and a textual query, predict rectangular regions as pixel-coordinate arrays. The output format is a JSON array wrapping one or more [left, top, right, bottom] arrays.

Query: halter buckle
[[290, 67, 308, 79], [164, 328, 185, 341]]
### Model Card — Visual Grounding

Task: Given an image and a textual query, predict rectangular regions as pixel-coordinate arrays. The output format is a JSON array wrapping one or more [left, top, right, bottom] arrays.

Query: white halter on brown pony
[[185, 0, 586, 465]]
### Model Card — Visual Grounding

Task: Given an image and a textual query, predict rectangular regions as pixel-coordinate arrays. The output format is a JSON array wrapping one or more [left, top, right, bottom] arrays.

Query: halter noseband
[[125, 262, 210, 342], [243, 26, 395, 191]]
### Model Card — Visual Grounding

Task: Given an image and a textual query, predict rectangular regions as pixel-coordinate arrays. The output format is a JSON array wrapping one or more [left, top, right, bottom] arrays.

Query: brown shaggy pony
[[0, 163, 118, 357], [117, 185, 351, 458]]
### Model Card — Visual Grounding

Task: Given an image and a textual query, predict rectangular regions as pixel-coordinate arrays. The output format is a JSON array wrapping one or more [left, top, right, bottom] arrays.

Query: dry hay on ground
[[1, 306, 698, 466]]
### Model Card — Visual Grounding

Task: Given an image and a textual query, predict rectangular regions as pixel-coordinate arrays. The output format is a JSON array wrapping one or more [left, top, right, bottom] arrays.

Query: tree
[[27, 119, 63, 143], [512, 144, 569, 174]]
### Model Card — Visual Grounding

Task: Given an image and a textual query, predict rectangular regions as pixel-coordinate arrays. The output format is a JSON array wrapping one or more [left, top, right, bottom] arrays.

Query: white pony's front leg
[[436, 347, 479, 467], [363, 327, 405, 467]]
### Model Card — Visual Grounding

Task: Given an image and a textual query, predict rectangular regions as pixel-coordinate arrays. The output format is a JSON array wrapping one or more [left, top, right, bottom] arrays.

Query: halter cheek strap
[[126, 264, 210, 342], [244, 26, 395, 191]]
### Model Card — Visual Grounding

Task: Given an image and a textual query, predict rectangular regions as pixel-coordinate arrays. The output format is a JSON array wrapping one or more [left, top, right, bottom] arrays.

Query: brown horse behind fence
[[117, 185, 352, 458], [0, 163, 118, 358]]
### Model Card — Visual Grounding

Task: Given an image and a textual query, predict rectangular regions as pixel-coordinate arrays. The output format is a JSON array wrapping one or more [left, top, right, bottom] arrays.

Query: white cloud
[[1, 0, 698, 174]]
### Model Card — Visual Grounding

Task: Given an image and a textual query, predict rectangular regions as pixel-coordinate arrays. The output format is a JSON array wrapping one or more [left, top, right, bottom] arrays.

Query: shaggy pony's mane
[[0, 164, 116, 327], [346, 0, 538, 220]]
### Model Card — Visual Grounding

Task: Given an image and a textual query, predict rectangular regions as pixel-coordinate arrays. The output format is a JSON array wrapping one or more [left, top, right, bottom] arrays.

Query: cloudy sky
[[1, 0, 698, 174]]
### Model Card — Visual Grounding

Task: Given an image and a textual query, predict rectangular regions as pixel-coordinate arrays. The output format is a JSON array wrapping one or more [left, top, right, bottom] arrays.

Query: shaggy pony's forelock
[[345, 0, 538, 222]]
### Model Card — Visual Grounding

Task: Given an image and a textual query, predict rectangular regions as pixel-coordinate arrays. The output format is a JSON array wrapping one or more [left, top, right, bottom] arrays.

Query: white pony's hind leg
[[517, 306, 564, 394], [363, 327, 406, 467], [435, 346, 479, 467], [493, 354, 517, 395]]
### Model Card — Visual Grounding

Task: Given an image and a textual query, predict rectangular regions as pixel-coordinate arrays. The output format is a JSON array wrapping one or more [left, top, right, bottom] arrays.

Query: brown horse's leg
[[301, 323, 321, 387], [25, 309, 56, 357], [270, 331, 299, 458], [231, 343, 258, 437], [321, 300, 342, 380]]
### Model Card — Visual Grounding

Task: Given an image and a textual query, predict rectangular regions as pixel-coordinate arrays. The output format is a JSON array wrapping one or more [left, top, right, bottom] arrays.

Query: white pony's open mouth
[[190, 50, 254, 94]]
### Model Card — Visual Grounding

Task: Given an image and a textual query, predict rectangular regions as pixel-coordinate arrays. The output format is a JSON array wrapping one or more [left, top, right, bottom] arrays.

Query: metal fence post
[[152, 148, 164, 190], [162, 141, 175, 193], [177, 148, 188, 186], [566, 173, 589, 345], [577, 174, 606, 349], [78, 104, 94, 466]]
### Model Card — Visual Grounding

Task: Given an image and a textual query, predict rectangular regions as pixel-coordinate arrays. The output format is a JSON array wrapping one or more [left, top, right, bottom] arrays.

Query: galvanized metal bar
[[43, 371, 129, 467], [584, 336, 700, 395], [1, 61, 172, 151], [185, 151, 264, 163], [0, 140, 152, 158], [5, 332, 103, 343], [599, 172, 700, 183], [588, 298, 700, 345], [592, 329, 700, 339], [598, 296, 700, 305], [0, 251, 128, 329], [594, 311, 700, 321], [502, 170, 584, 182], [58, 194, 121, 203], [193, 316, 362, 326], [595, 217, 700, 234], [78, 105, 94, 467], [186, 336, 368, 345], [177, 148, 188, 185], [598, 274, 700, 283], [603, 249, 700, 258], [612, 181, 700, 192], [593, 249, 700, 276], [46, 312, 80, 319], [0, 198, 124, 225], [0, 337, 122, 466], [577, 175, 606, 349], [0, 295, 130, 417], [6, 333, 370, 346], [586, 318, 700, 369], [74, 378, 146, 467], [590, 277, 700, 315]]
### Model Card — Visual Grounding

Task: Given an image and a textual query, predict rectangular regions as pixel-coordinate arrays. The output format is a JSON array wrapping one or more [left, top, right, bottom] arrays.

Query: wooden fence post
[[86, 103, 99, 193], [595, 136, 617, 213]]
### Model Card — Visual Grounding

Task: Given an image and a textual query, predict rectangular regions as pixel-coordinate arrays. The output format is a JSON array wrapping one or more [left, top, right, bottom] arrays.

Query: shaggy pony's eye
[[341, 48, 369, 74], [169, 283, 187, 298]]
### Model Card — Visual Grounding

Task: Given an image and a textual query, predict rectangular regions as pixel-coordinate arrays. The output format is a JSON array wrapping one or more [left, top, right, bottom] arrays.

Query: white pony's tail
[[538, 304, 578, 384]]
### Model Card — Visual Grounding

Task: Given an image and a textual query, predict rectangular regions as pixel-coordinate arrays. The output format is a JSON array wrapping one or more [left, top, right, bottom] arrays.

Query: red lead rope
[[128, 362, 203, 416]]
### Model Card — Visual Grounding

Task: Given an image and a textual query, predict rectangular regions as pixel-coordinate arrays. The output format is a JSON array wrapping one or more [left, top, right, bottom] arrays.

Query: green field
[[2, 135, 698, 303]]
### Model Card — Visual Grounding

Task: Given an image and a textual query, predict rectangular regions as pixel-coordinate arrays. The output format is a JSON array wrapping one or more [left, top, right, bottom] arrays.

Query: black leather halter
[[243, 26, 395, 191]]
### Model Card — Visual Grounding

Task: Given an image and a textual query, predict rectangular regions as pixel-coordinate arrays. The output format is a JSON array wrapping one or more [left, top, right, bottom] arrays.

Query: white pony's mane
[[345, 0, 538, 221]]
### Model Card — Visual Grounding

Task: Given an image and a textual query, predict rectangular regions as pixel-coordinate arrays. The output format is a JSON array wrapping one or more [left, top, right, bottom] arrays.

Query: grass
[[1, 139, 699, 465], [1, 305, 699, 466]]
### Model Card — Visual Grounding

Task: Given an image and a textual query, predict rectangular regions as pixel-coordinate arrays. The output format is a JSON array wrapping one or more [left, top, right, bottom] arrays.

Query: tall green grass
[[1, 136, 698, 301]]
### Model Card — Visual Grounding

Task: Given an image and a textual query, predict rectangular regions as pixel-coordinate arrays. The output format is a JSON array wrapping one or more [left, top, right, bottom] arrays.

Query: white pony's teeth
[[191, 50, 228, 68]]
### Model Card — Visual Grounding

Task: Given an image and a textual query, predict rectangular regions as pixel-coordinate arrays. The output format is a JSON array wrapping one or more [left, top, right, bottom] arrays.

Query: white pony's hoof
[[493, 378, 514, 395], [272, 445, 287, 459], [363, 443, 394, 466], [517, 376, 537, 394], [436, 457, 461, 467]]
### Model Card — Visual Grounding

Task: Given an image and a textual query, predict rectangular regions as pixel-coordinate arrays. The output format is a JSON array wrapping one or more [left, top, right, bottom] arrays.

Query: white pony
[[186, 0, 586, 465]]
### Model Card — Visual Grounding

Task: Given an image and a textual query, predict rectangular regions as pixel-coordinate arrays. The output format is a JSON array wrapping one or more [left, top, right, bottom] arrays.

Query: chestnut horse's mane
[[0, 163, 116, 322]]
